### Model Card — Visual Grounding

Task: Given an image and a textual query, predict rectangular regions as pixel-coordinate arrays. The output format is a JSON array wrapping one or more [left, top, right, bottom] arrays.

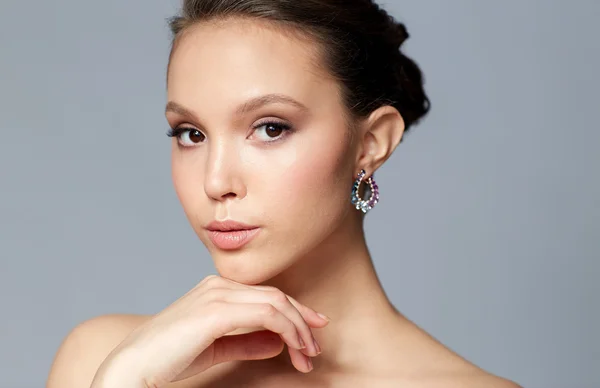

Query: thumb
[[213, 330, 285, 364], [173, 330, 284, 381]]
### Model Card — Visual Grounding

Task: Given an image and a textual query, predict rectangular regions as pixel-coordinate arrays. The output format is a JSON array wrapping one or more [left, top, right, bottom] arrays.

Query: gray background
[[0, 1, 598, 387]]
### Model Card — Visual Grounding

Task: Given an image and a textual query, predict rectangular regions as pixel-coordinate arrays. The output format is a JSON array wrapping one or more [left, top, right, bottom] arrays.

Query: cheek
[[171, 147, 204, 217], [265, 131, 352, 234]]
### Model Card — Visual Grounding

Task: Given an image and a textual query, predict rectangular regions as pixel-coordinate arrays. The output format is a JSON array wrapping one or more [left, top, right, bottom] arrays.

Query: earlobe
[[355, 105, 405, 174]]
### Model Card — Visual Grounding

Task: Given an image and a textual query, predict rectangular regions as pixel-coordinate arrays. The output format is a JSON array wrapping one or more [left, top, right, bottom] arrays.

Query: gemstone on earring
[[351, 169, 379, 214]]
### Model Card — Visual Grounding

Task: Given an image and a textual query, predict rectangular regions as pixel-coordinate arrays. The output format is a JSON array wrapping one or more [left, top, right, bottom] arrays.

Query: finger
[[208, 302, 305, 352], [288, 347, 313, 374], [214, 330, 285, 363], [207, 279, 330, 328], [218, 289, 320, 357], [251, 285, 331, 328], [284, 294, 331, 328]]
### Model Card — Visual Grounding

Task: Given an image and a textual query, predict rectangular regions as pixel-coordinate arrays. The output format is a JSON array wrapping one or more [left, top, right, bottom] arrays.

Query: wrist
[[90, 350, 145, 388]]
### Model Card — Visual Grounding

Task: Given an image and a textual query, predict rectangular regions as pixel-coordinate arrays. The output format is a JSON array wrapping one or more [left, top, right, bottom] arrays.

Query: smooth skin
[[47, 17, 521, 388]]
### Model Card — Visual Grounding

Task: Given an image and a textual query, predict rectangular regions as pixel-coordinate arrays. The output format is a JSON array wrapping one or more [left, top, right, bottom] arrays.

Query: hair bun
[[391, 22, 409, 49]]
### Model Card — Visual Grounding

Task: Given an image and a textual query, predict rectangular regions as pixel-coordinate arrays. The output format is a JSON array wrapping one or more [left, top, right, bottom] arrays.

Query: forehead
[[167, 18, 338, 109]]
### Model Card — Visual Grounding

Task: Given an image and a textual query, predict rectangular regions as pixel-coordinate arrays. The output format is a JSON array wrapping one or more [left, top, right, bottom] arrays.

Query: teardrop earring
[[350, 169, 379, 213]]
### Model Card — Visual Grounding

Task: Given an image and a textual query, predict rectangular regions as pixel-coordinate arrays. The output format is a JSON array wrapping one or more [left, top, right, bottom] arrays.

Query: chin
[[209, 248, 292, 285]]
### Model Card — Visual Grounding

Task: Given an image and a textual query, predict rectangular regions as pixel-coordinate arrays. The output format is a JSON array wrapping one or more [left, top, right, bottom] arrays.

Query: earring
[[351, 169, 379, 213]]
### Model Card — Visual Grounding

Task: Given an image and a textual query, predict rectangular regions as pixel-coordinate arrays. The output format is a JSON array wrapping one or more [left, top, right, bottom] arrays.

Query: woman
[[47, 1, 521, 387]]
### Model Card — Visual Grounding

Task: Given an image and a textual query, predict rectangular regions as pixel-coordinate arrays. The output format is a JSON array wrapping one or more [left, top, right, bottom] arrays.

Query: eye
[[167, 127, 206, 147], [252, 121, 292, 142]]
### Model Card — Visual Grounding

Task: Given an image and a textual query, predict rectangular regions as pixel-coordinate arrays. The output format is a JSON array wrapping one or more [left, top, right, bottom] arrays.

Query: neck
[[261, 211, 402, 371]]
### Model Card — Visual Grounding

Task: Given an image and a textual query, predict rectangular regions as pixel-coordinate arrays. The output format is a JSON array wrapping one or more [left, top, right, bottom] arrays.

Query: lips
[[205, 220, 261, 250]]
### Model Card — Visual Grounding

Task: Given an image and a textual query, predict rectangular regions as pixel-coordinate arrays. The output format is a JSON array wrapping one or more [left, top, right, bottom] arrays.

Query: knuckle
[[261, 285, 279, 293], [269, 290, 289, 305], [202, 287, 225, 301], [286, 319, 296, 332], [259, 303, 278, 317], [280, 319, 296, 334], [198, 275, 222, 290], [204, 275, 221, 285]]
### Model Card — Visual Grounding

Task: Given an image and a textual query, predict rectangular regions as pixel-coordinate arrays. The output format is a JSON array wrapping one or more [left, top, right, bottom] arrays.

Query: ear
[[355, 105, 405, 176]]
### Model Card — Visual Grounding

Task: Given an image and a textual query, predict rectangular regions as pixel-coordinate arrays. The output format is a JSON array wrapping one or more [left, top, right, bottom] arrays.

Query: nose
[[203, 139, 246, 202]]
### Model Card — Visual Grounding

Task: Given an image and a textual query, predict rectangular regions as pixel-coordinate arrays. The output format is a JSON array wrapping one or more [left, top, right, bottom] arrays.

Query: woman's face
[[166, 19, 359, 284]]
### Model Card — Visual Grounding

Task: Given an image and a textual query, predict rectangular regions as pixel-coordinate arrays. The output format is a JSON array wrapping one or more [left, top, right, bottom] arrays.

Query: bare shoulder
[[391, 370, 522, 388], [436, 370, 522, 388], [461, 372, 522, 388], [427, 360, 522, 388], [46, 314, 151, 388]]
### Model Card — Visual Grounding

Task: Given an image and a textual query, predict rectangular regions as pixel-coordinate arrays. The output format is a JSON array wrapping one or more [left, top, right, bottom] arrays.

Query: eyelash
[[166, 120, 294, 145], [166, 127, 197, 139]]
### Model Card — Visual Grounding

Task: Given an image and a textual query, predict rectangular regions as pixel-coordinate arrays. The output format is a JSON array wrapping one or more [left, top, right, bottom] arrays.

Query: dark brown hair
[[167, 0, 430, 142]]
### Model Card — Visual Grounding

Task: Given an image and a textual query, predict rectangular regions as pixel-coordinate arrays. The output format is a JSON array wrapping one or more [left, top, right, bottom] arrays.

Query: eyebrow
[[165, 93, 309, 118]]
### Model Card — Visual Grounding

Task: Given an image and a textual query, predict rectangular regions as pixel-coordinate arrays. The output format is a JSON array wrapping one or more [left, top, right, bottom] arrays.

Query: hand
[[90, 275, 330, 388]]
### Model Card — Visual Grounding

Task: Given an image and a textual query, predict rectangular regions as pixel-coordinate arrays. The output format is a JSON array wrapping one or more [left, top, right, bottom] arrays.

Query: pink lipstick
[[205, 220, 261, 250]]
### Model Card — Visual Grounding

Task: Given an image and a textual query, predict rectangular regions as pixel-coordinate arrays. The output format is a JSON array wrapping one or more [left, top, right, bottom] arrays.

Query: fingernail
[[313, 339, 322, 354], [317, 313, 330, 322], [307, 357, 313, 371], [298, 335, 306, 349]]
